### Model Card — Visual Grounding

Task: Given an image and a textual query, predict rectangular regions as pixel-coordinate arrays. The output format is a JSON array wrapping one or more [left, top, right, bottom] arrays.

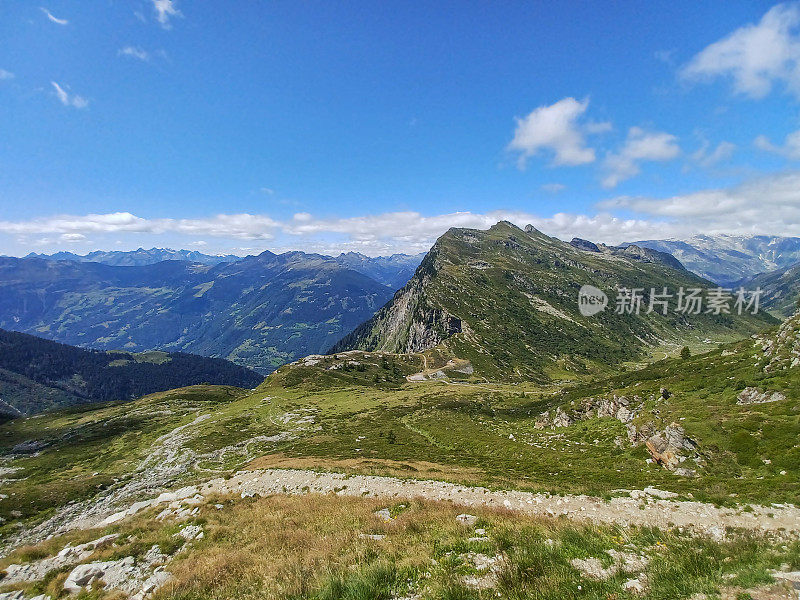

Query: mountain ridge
[[625, 234, 800, 286], [333, 222, 776, 380]]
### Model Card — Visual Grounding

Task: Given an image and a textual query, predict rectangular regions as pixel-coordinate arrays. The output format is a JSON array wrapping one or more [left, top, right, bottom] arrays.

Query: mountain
[[569, 238, 686, 270], [24, 248, 425, 290], [0, 328, 262, 415], [736, 260, 800, 317], [624, 235, 800, 286], [333, 252, 425, 289], [25, 248, 242, 267], [0, 252, 394, 374], [333, 222, 775, 380]]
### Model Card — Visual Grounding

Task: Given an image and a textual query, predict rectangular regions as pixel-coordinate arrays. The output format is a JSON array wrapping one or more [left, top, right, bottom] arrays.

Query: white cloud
[[152, 0, 182, 29], [598, 171, 800, 237], [691, 139, 736, 167], [507, 97, 603, 168], [260, 187, 275, 195], [51, 82, 88, 109], [681, 3, 800, 98], [40, 7, 68, 25], [754, 129, 800, 159], [60, 233, 87, 243], [541, 183, 566, 193], [0, 212, 279, 241], [0, 69, 14, 80], [4, 173, 800, 256], [602, 127, 680, 188], [119, 46, 150, 61]]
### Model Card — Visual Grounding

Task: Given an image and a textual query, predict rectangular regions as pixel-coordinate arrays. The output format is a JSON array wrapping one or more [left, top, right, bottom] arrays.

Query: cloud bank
[[4, 171, 800, 255]]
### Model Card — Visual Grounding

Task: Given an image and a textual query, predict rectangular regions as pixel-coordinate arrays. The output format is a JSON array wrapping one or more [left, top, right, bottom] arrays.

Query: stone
[[624, 578, 646, 594], [64, 561, 120, 592], [643, 487, 678, 499], [737, 387, 786, 405], [3, 534, 119, 585], [175, 525, 204, 540], [456, 513, 478, 526]]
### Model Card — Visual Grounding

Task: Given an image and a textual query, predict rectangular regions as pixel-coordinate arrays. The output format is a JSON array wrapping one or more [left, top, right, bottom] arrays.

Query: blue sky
[[1, 1, 800, 256]]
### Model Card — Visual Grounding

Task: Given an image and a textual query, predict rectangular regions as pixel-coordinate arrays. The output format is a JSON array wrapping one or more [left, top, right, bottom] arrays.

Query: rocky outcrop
[[63, 544, 172, 598], [570, 238, 601, 253], [758, 310, 800, 373], [537, 395, 641, 429], [737, 387, 787, 405], [3, 534, 119, 585], [644, 423, 697, 471], [537, 391, 701, 475], [331, 247, 462, 355]]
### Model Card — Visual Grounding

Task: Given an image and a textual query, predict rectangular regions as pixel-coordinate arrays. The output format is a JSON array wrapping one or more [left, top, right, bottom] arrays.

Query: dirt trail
[[93, 468, 800, 540], [0, 414, 292, 556]]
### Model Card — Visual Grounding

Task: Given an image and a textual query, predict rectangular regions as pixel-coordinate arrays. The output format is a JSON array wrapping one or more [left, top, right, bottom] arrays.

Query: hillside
[[333, 222, 775, 381], [0, 253, 394, 374], [737, 260, 800, 317], [0, 304, 795, 598], [627, 234, 800, 286], [0, 329, 263, 415]]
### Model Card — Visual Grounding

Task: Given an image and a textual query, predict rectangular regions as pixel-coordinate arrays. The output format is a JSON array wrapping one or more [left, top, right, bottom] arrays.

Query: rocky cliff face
[[331, 248, 461, 354]]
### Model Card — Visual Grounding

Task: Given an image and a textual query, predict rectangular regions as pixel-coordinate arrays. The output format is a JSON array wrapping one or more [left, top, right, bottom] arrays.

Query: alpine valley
[[0, 224, 798, 600]]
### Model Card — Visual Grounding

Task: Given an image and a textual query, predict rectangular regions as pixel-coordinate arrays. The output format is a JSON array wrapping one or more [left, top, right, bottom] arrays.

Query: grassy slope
[[740, 261, 800, 318], [2, 493, 798, 600], [0, 326, 797, 547]]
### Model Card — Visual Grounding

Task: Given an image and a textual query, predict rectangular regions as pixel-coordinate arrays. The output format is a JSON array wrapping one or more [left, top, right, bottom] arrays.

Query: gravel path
[[93, 468, 800, 539]]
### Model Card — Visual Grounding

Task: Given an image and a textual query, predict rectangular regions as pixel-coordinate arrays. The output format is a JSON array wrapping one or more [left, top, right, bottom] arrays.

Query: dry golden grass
[[155, 494, 448, 600], [3, 492, 798, 600]]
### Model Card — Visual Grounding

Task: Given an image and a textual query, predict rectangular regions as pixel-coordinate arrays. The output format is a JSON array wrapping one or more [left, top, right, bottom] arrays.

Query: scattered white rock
[[624, 577, 646, 594], [3, 534, 119, 584], [175, 524, 204, 540], [643, 487, 678, 500], [456, 513, 478, 526], [63, 544, 171, 598]]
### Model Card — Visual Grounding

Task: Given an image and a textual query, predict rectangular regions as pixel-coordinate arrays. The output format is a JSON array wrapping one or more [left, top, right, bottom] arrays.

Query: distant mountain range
[[8, 235, 800, 377], [26, 248, 241, 267], [0, 328, 262, 416], [23, 247, 425, 289], [625, 235, 800, 286], [334, 222, 775, 381]]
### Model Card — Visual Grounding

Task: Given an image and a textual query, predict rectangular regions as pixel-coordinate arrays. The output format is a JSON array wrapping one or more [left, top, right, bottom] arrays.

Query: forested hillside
[[0, 329, 263, 415]]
